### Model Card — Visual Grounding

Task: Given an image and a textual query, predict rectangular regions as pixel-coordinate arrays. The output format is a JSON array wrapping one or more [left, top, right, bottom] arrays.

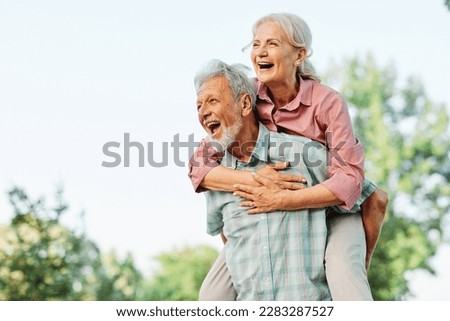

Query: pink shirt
[[188, 77, 365, 209]]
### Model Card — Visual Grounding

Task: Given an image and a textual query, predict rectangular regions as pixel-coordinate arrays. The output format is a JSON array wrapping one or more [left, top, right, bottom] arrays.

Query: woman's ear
[[239, 93, 253, 116], [297, 47, 307, 64]]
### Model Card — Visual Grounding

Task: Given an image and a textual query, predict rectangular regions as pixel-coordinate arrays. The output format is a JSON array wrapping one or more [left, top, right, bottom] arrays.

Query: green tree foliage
[[445, 0, 450, 10], [0, 186, 142, 300], [139, 246, 218, 301], [95, 251, 143, 300], [326, 55, 450, 300]]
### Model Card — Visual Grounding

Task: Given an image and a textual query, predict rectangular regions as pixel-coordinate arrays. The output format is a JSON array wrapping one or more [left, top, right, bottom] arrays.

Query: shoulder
[[309, 81, 348, 119], [310, 80, 344, 103]]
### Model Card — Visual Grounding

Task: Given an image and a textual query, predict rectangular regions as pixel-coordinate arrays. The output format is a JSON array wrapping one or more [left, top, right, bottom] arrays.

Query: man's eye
[[209, 99, 218, 104], [196, 104, 202, 110], [252, 42, 260, 48]]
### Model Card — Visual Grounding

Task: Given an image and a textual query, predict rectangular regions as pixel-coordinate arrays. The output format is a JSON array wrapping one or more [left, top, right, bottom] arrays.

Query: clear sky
[[1, 0, 449, 300]]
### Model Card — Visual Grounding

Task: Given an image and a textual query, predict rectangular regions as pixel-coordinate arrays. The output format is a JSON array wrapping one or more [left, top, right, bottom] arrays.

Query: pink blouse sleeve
[[188, 138, 223, 192], [318, 92, 365, 209]]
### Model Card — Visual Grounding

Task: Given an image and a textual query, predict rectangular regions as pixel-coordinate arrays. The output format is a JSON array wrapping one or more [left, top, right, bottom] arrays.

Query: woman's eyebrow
[[252, 37, 282, 43], [262, 37, 282, 43]]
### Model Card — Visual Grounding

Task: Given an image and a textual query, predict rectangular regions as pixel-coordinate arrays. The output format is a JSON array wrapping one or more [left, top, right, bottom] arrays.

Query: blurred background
[[0, 0, 449, 300]]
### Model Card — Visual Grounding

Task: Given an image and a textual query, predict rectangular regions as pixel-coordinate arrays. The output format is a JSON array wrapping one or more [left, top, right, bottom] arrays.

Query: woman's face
[[251, 21, 301, 88]]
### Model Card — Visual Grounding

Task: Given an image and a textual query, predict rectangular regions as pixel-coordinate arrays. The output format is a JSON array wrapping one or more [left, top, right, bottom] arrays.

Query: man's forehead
[[197, 76, 229, 96]]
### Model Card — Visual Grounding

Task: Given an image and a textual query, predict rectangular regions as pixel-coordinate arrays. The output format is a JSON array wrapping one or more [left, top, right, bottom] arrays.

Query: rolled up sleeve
[[319, 93, 365, 209], [188, 138, 223, 193]]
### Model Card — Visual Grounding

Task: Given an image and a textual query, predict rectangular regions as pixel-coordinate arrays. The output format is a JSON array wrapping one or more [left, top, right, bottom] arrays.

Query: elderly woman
[[189, 13, 388, 301]]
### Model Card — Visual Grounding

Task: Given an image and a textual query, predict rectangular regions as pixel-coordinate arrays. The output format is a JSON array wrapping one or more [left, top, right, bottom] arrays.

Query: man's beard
[[210, 117, 243, 153]]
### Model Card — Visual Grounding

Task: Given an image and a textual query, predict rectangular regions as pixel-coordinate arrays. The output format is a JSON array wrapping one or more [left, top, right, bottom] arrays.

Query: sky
[[0, 0, 449, 300]]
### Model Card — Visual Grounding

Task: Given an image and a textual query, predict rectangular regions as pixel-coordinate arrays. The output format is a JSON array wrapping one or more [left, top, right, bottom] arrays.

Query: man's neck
[[228, 122, 259, 163]]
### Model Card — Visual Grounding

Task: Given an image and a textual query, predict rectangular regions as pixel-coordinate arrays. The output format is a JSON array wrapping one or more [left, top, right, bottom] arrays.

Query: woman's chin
[[257, 74, 274, 85]]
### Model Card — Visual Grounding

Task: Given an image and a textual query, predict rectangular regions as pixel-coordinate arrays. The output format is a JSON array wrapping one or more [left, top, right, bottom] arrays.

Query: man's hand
[[256, 162, 306, 190], [233, 172, 287, 214]]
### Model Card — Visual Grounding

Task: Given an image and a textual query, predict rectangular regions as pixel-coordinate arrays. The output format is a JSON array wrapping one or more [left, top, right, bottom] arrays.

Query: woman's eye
[[252, 42, 260, 48]]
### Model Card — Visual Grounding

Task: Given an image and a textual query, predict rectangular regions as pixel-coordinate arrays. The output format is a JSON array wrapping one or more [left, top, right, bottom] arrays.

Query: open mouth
[[258, 62, 274, 70], [205, 120, 221, 136]]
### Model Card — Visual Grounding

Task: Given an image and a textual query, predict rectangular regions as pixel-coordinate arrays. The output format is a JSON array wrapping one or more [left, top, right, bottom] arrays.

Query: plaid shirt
[[206, 124, 332, 301]]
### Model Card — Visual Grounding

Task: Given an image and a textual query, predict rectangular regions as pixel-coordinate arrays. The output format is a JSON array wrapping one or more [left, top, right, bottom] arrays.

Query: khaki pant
[[199, 212, 373, 301]]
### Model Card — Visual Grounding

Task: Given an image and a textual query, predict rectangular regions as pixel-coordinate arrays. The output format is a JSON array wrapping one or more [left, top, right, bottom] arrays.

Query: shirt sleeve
[[188, 138, 223, 193], [318, 92, 365, 209], [205, 192, 224, 236], [330, 178, 378, 214]]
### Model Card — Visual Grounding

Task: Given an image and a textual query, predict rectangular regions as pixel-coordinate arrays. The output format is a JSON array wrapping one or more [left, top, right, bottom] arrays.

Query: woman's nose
[[256, 46, 268, 57]]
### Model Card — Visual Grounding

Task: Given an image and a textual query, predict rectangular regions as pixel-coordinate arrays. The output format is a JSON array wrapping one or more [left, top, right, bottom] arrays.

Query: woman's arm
[[189, 138, 305, 193], [202, 162, 306, 192], [318, 92, 365, 209], [233, 172, 342, 214], [188, 138, 223, 192]]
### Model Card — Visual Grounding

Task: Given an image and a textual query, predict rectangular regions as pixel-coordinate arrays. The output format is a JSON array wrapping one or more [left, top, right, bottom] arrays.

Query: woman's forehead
[[253, 21, 285, 40]]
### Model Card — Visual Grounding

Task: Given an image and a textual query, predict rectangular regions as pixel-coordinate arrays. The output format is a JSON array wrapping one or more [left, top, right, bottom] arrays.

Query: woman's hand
[[233, 172, 288, 214], [256, 162, 306, 190]]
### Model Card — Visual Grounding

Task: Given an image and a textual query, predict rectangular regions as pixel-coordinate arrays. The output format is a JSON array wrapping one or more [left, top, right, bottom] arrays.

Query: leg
[[325, 212, 373, 301], [361, 187, 388, 270], [198, 247, 237, 301]]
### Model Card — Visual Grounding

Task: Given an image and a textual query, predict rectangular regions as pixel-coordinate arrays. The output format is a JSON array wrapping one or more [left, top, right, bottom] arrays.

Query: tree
[[445, 0, 450, 10], [326, 55, 450, 300], [94, 251, 143, 301], [139, 246, 218, 301], [0, 186, 142, 300]]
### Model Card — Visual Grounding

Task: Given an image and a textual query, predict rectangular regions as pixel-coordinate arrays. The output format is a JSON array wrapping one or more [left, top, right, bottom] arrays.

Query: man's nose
[[199, 104, 211, 119]]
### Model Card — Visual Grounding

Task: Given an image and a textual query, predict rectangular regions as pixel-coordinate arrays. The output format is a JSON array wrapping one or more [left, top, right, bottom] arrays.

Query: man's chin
[[209, 137, 228, 153]]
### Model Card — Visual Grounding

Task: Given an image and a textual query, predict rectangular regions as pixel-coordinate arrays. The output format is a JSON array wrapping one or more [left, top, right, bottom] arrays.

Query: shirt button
[[263, 246, 267, 250], [261, 216, 266, 220]]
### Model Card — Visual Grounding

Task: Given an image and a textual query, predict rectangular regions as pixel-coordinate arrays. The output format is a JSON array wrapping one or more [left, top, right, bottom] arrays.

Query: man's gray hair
[[194, 59, 256, 107]]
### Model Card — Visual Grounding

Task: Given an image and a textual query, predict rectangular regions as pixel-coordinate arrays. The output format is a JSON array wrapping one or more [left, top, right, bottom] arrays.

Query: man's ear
[[239, 93, 253, 116]]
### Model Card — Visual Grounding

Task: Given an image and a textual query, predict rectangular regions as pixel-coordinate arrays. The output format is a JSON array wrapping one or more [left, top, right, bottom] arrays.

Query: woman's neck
[[267, 78, 299, 109]]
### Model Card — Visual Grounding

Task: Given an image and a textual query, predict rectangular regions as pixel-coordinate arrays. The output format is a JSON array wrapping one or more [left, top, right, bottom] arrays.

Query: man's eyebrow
[[196, 93, 210, 103]]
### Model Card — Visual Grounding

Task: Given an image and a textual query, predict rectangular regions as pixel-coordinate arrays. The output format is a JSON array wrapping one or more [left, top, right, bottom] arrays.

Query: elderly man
[[193, 59, 335, 300]]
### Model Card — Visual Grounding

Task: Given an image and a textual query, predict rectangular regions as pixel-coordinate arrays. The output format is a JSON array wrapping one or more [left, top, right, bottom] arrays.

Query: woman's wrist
[[278, 189, 305, 211]]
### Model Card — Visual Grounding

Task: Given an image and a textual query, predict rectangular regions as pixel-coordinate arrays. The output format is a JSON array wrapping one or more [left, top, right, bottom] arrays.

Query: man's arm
[[220, 231, 227, 244]]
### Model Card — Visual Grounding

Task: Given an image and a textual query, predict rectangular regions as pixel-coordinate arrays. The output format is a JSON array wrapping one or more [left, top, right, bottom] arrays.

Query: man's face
[[196, 76, 243, 149]]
